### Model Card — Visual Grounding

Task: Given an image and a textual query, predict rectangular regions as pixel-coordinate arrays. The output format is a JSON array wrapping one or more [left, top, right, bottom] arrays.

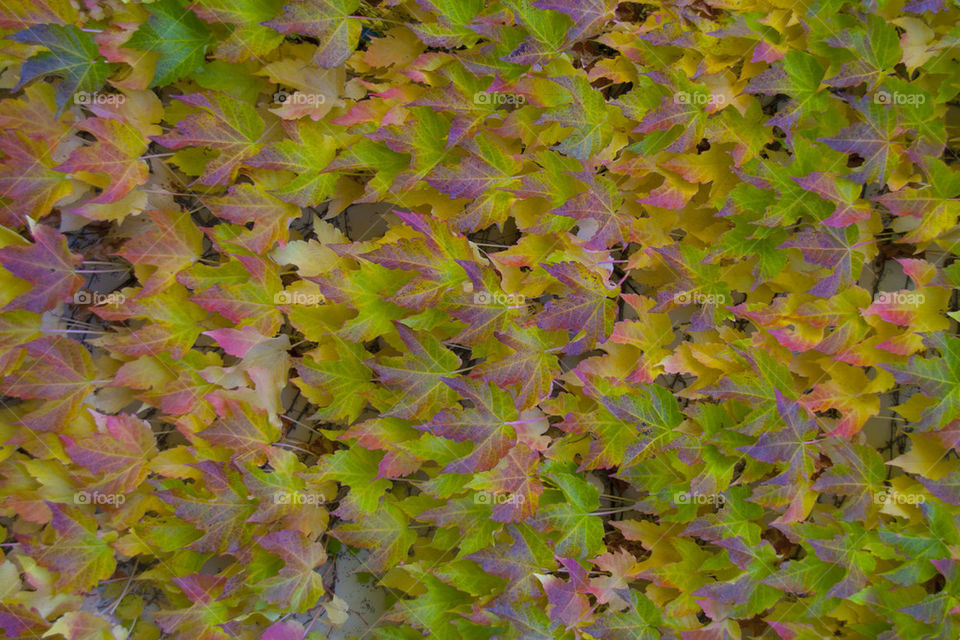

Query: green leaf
[[264, 0, 362, 68], [330, 499, 417, 573], [125, 0, 214, 87], [12, 24, 110, 114], [367, 322, 462, 420], [539, 466, 604, 558], [317, 446, 391, 515]]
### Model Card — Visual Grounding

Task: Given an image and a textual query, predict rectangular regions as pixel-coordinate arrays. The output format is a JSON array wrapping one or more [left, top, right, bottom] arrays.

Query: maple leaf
[[502, 1, 574, 67], [469, 327, 562, 411], [824, 14, 901, 88], [262, 621, 308, 640], [872, 156, 960, 245], [801, 528, 875, 600], [247, 120, 338, 207], [557, 398, 646, 471], [425, 152, 521, 232], [533, 0, 616, 42], [360, 237, 447, 281], [324, 138, 410, 199], [2, 336, 95, 432], [264, 0, 362, 68], [294, 338, 376, 424], [800, 366, 885, 437], [584, 589, 662, 640], [11, 24, 110, 114], [538, 466, 605, 558], [632, 90, 709, 154], [744, 49, 827, 139], [153, 574, 235, 640], [310, 263, 412, 342], [117, 209, 203, 298], [91, 284, 208, 358], [206, 183, 300, 253], [416, 378, 518, 473], [190, 256, 286, 336], [536, 558, 593, 629], [56, 117, 149, 207], [113, 350, 220, 421], [152, 92, 265, 186], [61, 411, 157, 495], [881, 333, 960, 432], [330, 499, 417, 573], [367, 322, 461, 420], [0, 224, 82, 313], [0, 81, 74, 144], [390, 573, 473, 635], [44, 611, 126, 640], [317, 445, 391, 516], [242, 448, 328, 527], [483, 599, 570, 640], [819, 97, 902, 185], [0, 309, 41, 370], [737, 391, 820, 483], [190, 0, 285, 62], [20, 504, 116, 591], [778, 226, 865, 298], [197, 394, 281, 462], [587, 548, 642, 607], [156, 461, 256, 554], [811, 442, 886, 521], [475, 443, 544, 522], [601, 384, 684, 477], [125, 0, 213, 87], [0, 131, 73, 226], [536, 74, 613, 160], [536, 261, 617, 355], [466, 524, 557, 599], [553, 173, 628, 250], [416, 494, 504, 555], [0, 605, 48, 637], [792, 172, 872, 227], [0, 0, 76, 29], [255, 530, 326, 611], [444, 260, 530, 345]]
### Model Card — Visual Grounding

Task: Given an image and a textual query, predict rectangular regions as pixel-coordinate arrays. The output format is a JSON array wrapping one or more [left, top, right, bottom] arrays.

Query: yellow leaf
[[888, 433, 959, 480]]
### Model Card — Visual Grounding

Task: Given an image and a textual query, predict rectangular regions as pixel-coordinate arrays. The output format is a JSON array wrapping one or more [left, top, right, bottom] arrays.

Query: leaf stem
[[588, 504, 644, 516], [41, 329, 109, 335]]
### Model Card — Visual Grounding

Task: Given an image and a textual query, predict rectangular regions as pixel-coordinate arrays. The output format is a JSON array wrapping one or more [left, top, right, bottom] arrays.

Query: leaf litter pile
[[1, 0, 960, 639]]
